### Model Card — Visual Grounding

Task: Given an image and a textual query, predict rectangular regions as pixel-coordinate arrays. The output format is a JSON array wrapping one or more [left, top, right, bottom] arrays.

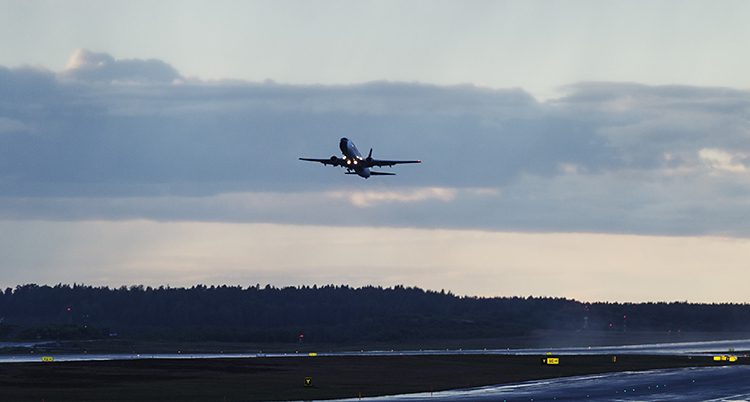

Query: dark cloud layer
[[1, 51, 749, 236]]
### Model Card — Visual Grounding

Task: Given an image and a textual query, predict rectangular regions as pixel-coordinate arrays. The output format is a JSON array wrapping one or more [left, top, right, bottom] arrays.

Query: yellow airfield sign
[[713, 355, 738, 362]]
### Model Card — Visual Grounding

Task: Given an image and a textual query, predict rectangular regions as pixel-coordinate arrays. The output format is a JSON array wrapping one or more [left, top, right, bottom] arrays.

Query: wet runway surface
[[2, 339, 748, 401], [346, 365, 750, 402], [2, 338, 748, 363]]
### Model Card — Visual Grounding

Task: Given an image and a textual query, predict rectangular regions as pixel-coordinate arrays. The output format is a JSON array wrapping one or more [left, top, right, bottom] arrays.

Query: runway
[[344, 365, 750, 401], [1, 341, 748, 401], [1, 338, 748, 363]]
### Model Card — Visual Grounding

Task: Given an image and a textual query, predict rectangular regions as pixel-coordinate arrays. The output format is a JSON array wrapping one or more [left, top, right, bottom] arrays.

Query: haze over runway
[[1, 0, 750, 302]]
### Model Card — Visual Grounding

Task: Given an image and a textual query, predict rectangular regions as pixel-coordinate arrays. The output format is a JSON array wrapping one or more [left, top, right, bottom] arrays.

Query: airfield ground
[[0, 353, 748, 401]]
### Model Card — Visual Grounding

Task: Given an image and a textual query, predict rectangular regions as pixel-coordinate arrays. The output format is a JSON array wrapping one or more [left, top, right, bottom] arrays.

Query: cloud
[[699, 148, 748, 173], [2, 51, 750, 236], [0, 117, 29, 134], [60, 49, 181, 83], [328, 187, 458, 208]]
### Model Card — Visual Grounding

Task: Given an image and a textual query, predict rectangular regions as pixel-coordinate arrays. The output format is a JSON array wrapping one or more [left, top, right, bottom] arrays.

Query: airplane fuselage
[[339, 138, 371, 178]]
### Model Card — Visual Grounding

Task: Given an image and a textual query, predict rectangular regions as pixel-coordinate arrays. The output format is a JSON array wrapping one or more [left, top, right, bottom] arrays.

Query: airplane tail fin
[[367, 148, 373, 159]]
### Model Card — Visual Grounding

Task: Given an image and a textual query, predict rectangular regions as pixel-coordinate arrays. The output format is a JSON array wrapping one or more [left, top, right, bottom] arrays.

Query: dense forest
[[1, 284, 749, 343]]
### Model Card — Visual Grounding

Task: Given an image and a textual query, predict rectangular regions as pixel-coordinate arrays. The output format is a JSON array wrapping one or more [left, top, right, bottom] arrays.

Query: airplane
[[299, 137, 421, 178]]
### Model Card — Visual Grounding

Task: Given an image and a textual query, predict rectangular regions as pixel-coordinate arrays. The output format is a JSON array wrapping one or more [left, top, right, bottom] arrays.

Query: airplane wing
[[367, 159, 421, 168], [299, 157, 342, 167]]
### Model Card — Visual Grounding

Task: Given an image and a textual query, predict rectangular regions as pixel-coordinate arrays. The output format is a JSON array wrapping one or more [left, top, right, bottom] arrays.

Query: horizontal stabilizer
[[370, 171, 396, 176]]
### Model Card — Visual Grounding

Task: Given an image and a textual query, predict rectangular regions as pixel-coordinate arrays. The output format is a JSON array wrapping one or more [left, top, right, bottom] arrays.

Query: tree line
[[0, 284, 748, 342]]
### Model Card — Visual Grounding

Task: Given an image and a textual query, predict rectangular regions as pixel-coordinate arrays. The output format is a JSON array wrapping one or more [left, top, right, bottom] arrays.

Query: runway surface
[[2, 339, 748, 401], [344, 365, 750, 402], [1, 338, 748, 363]]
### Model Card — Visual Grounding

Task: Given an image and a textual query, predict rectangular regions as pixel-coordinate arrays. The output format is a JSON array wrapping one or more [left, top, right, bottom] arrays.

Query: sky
[[1, 0, 750, 302]]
